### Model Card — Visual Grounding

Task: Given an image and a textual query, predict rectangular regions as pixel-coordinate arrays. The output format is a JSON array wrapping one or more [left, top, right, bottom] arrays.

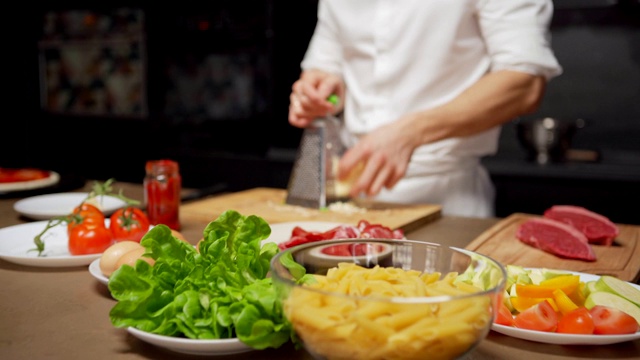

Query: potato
[[99, 241, 143, 277]]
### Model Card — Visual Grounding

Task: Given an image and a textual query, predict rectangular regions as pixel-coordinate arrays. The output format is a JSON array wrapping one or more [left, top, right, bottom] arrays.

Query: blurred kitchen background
[[3, 0, 639, 224]]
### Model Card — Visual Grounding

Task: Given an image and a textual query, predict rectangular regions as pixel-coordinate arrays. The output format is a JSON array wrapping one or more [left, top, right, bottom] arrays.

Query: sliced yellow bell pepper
[[568, 281, 587, 307], [510, 296, 559, 313], [552, 288, 579, 315], [511, 296, 546, 313], [515, 275, 580, 298]]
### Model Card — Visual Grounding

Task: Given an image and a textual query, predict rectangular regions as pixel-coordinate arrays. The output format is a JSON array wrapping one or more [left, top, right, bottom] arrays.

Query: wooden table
[[0, 181, 638, 360]]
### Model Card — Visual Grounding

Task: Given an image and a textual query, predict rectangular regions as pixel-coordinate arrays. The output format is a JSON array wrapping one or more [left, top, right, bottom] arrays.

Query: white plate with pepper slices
[[491, 269, 640, 345]]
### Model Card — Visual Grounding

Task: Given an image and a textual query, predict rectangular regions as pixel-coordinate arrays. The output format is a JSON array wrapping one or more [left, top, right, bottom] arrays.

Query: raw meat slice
[[516, 217, 596, 261], [543, 205, 619, 246]]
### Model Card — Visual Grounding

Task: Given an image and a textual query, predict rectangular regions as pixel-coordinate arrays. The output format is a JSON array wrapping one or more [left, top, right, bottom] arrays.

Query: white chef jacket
[[301, 0, 563, 217]]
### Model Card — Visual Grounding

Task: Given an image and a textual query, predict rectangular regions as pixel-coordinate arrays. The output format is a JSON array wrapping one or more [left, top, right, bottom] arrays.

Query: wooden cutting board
[[180, 187, 441, 232], [465, 213, 640, 282]]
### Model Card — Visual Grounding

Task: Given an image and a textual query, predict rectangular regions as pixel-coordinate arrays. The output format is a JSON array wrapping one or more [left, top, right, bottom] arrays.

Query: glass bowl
[[270, 238, 506, 360]]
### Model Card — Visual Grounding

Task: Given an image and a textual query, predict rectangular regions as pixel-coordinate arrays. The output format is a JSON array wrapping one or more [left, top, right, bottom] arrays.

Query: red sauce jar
[[144, 159, 181, 230]]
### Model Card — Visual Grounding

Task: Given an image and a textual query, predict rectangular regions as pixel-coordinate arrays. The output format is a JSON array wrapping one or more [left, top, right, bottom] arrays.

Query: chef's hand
[[338, 114, 422, 198], [289, 69, 345, 128]]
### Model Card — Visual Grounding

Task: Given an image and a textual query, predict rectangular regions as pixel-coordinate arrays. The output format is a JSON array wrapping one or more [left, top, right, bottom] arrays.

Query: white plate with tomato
[[0, 206, 150, 268], [491, 271, 640, 345], [0, 221, 104, 267]]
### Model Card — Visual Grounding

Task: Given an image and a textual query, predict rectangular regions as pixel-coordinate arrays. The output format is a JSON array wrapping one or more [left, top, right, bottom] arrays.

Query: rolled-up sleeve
[[477, 0, 563, 80], [300, 0, 343, 76]]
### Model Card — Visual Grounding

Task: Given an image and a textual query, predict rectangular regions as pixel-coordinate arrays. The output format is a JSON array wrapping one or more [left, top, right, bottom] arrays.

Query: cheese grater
[[286, 104, 347, 208]]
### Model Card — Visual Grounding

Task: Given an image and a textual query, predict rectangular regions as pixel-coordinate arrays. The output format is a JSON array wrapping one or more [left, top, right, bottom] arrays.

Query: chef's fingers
[[293, 79, 316, 100], [295, 78, 338, 112], [288, 109, 314, 128], [303, 89, 334, 114], [289, 91, 299, 106], [289, 92, 315, 128], [355, 155, 385, 197], [291, 79, 321, 107], [338, 150, 367, 197], [339, 143, 370, 179], [368, 161, 393, 197], [345, 151, 382, 198], [383, 163, 407, 190], [316, 78, 342, 105]]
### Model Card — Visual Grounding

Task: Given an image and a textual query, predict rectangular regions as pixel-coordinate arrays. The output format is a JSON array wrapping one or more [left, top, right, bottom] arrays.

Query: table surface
[[0, 181, 638, 360]]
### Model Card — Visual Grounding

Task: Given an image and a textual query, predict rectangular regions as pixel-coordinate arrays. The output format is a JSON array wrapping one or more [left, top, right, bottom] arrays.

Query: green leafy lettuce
[[108, 210, 293, 349]]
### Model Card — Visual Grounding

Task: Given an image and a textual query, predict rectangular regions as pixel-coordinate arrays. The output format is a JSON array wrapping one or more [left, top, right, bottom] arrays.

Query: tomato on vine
[[72, 203, 104, 217], [109, 207, 150, 243], [32, 178, 142, 257], [67, 203, 105, 231], [68, 223, 113, 255]]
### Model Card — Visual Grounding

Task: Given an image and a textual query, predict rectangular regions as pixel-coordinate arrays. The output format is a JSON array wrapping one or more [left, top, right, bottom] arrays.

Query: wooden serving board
[[180, 187, 441, 232], [465, 213, 640, 282]]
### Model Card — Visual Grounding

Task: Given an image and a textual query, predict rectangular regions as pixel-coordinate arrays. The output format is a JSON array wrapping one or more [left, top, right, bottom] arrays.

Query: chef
[[288, 0, 563, 217]]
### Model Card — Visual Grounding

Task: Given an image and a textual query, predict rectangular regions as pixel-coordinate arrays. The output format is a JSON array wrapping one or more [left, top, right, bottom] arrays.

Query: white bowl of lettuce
[[107, 210, 296, 354], [126, 327, 253, 355]]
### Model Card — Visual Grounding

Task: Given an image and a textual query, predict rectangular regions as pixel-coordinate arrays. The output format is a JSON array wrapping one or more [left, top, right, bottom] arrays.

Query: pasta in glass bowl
[[270, 239, 506, 360]]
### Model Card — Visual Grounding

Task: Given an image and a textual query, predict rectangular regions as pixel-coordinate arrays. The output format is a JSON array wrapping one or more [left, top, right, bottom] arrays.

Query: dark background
[[3, 0, 640, 224], [488, 0, 640, 224], [4, 0, 317, 188]]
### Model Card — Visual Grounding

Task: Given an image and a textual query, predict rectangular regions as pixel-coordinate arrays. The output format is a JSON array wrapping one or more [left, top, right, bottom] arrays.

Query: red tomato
[[589, 305, 639, 335], [109, 207, 151, 243], [514, 299, 558, 332], [68, 223, 113, 255], [67, 203, 105, 231], [495, 302, 515, 326], [557, 307, 594, 334]]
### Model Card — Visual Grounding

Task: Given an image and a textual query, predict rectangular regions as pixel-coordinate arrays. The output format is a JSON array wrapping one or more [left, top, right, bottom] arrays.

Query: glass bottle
[[144, 159, 181, 230]]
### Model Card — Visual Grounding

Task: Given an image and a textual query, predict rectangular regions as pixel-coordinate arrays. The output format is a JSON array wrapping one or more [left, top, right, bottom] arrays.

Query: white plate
[[491, 271, 640, 345], [89, 258, 108, 285], [261, 221, 345, 246], [14, 192, 127, 220], [0, 220, 108, 267], [127, 327, 253, 356], [0, 171, 60, 193]]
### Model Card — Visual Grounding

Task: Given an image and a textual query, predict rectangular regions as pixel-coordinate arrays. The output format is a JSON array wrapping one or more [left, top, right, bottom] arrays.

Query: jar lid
[[145, 159, 179, 174]]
